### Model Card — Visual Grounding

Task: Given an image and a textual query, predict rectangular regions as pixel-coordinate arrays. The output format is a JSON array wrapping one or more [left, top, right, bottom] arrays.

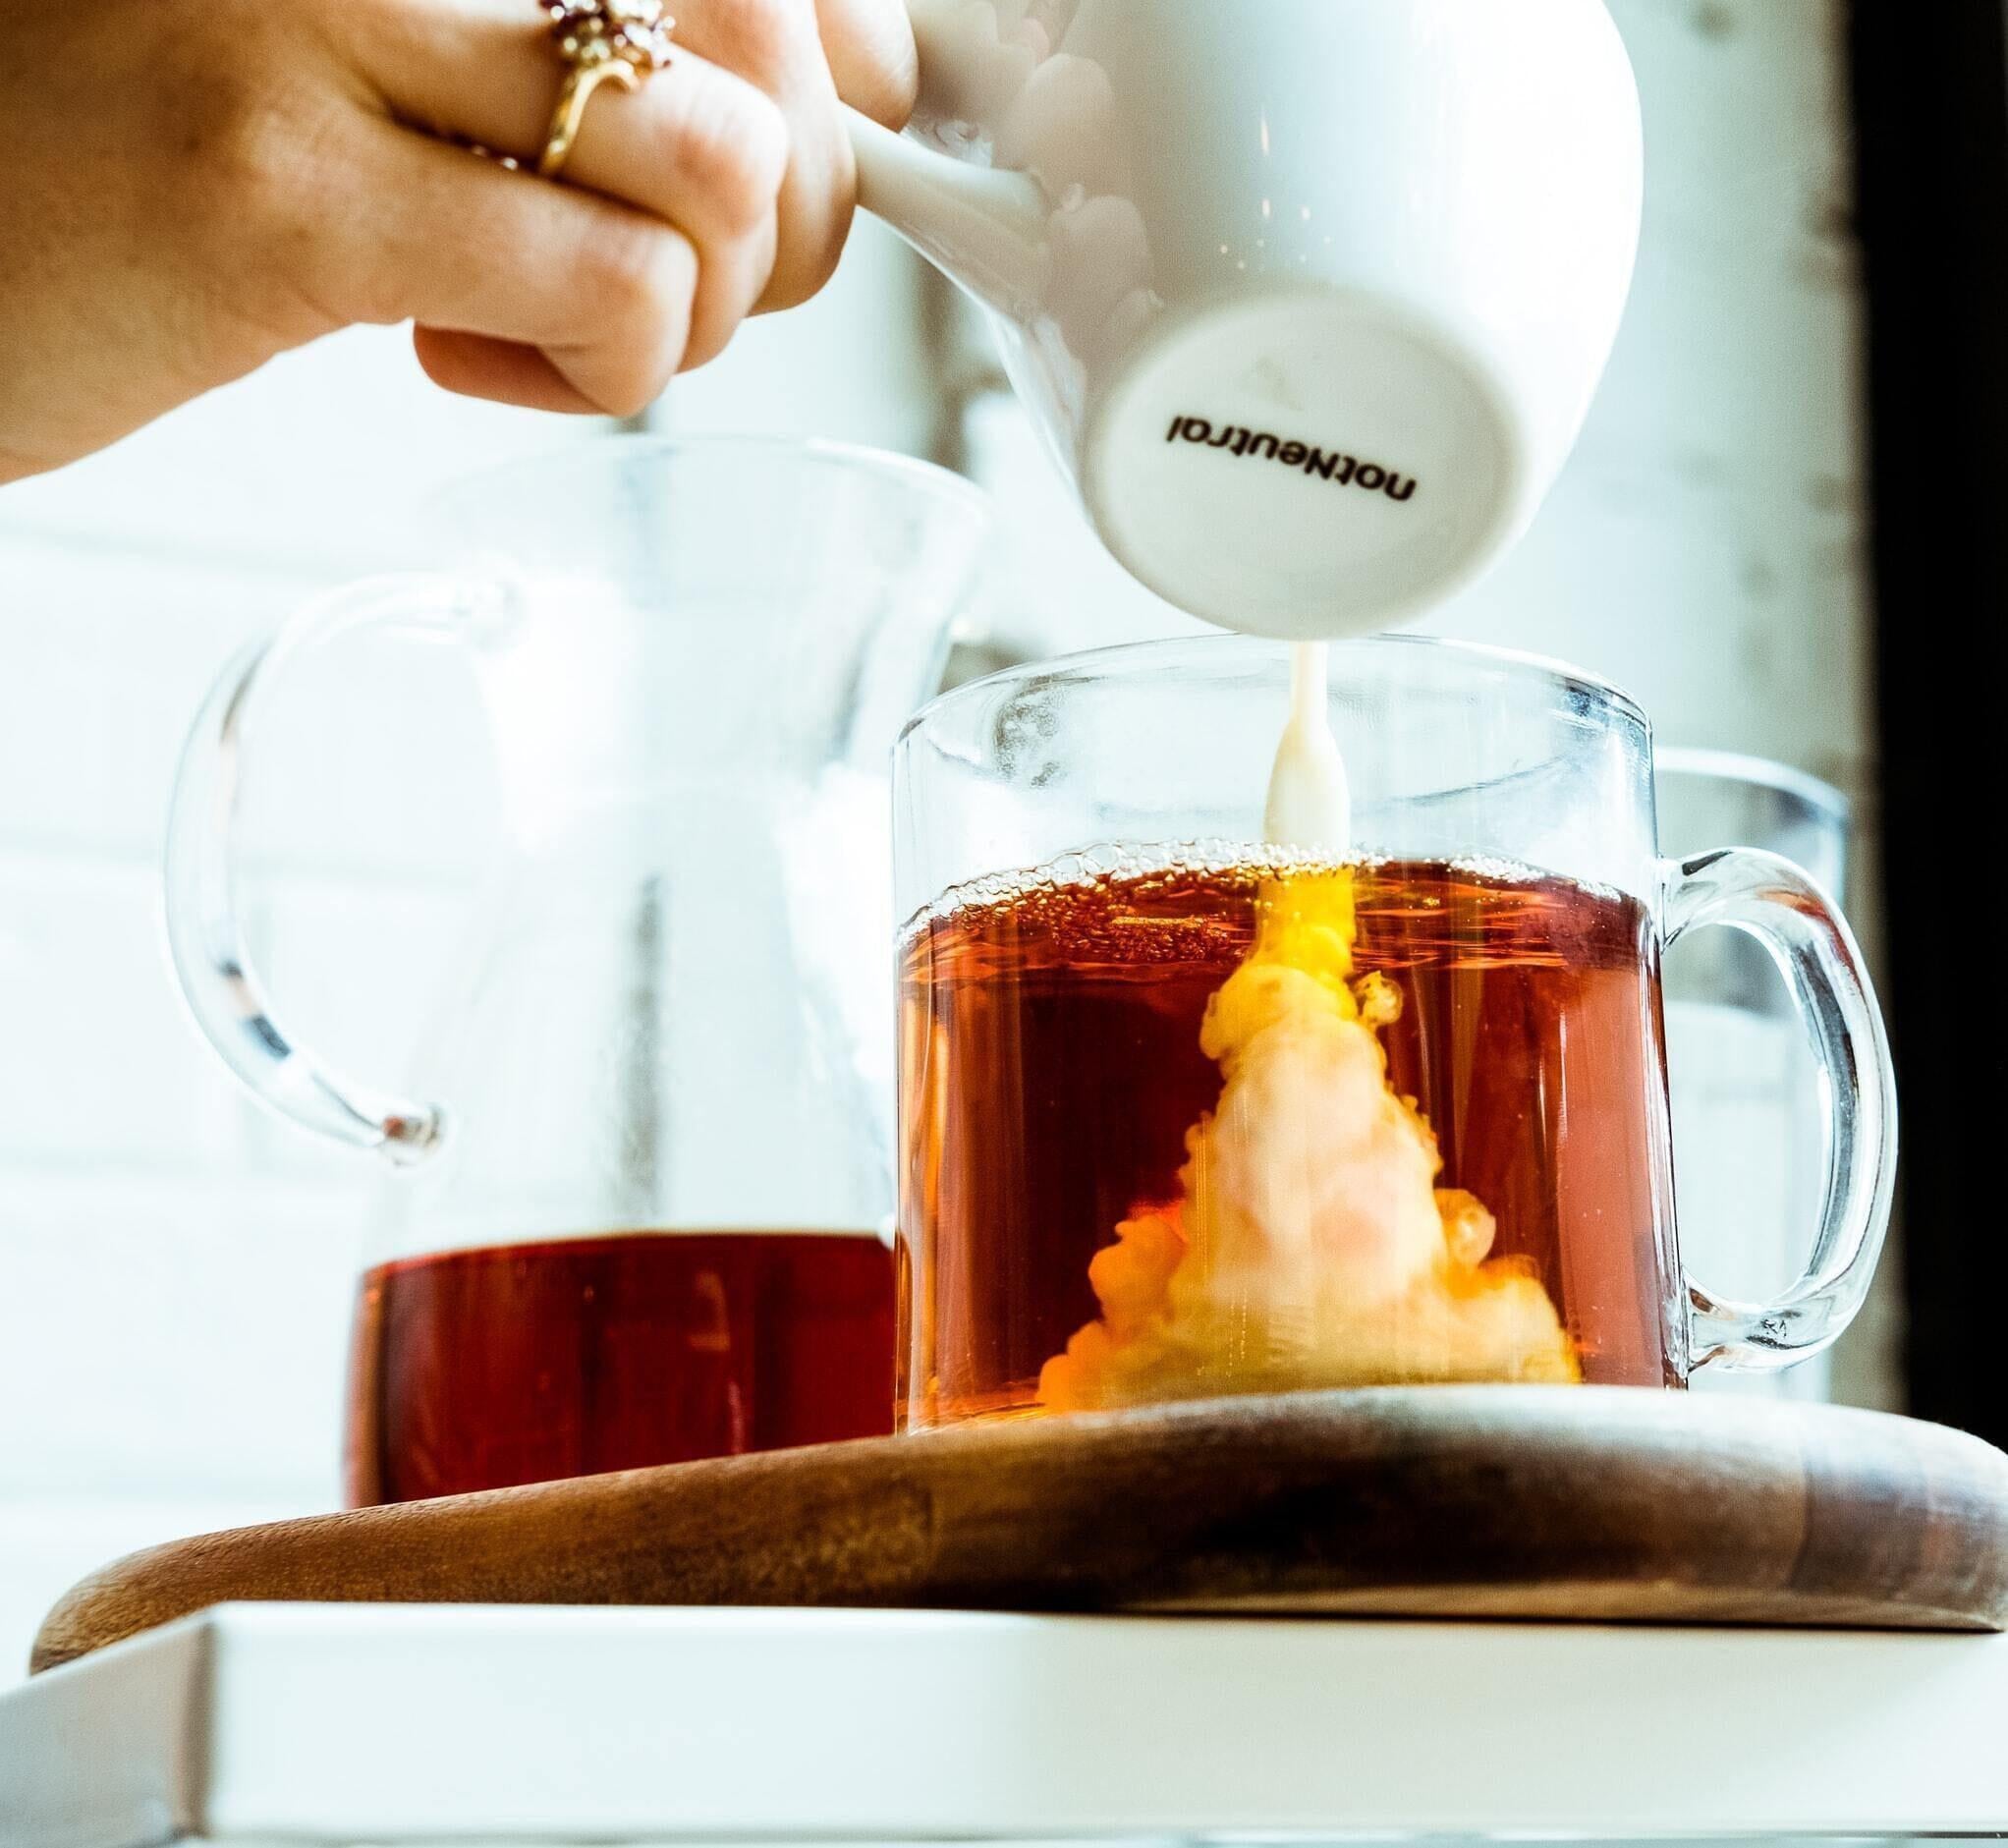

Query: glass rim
[[1654, 746, 1852, 823], [902, 631, 1650, 746], [428, 431, 997, 531]]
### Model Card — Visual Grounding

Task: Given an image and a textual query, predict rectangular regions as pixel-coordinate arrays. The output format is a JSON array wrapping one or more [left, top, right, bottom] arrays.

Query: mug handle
[[164, 573, 492, 1166], [1661, 847, 1899, 1372]]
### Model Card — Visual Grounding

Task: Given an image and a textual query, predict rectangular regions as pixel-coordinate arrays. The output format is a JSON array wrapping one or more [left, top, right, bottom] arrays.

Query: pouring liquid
[[1264, 642, 1350, 854]]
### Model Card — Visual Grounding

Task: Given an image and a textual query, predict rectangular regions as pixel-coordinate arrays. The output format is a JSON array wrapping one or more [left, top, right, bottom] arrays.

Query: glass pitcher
[[164, 438, 995, 1505]]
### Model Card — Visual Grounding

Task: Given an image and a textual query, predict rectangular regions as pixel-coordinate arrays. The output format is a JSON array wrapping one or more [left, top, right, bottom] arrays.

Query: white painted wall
[[0, 0, 1885, 1686]]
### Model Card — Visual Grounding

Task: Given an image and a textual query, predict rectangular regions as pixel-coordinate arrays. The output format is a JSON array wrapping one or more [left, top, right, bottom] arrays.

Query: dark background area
[[1852, 0, 2008, 1446]]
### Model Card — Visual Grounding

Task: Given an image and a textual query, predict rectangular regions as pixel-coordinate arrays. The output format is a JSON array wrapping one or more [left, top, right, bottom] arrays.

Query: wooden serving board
[[32, 1387, 2008, 1673]]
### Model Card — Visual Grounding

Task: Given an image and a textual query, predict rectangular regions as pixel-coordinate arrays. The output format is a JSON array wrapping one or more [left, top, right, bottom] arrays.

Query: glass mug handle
[[1660, 847, 1899, 1372], [164, 573, 491, 1166]]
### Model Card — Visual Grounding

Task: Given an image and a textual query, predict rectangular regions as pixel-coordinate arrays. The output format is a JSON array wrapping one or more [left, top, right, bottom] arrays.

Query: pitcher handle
[[1661, 848, 1899, 1372], [164, 574, 488, 1165]]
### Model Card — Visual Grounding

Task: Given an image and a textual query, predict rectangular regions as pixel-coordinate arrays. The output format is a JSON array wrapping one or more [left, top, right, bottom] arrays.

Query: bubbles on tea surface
[[1037, 865, 1581, 1410], [907, 839, 1364, 961], [1448, 851, 1624, 907], [915, 838, 1361, 925]]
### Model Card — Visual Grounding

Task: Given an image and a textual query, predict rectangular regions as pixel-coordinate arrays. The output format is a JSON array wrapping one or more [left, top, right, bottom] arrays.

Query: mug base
[[1082, 288, 1527, 638]]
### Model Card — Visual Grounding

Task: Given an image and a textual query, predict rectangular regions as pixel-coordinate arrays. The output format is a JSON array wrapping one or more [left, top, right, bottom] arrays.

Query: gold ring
[[536, 0, 676, 180]]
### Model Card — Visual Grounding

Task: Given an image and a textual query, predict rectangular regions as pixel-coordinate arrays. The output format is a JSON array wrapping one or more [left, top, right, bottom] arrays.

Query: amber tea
[[345, 1229, 896, 1505], [896, 853, 1680, 1428]]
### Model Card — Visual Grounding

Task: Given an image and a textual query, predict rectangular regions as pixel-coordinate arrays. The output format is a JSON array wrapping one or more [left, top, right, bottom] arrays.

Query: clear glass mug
[[1656, 750, 1855, 1405], [892, 637, 1896, 1428], [165, 437, 995, 1501]]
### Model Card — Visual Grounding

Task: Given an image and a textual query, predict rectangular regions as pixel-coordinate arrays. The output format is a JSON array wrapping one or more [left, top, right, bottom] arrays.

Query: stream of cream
[[1262, 642, 1350, 854]]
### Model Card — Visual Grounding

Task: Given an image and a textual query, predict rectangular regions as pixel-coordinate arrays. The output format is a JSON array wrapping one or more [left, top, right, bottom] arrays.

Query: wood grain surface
[[32, 1387, 2008, 1673]]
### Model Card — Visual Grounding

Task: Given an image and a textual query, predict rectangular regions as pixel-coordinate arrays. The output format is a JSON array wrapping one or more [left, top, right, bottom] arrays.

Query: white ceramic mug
[[849, 0, 1644, 639]]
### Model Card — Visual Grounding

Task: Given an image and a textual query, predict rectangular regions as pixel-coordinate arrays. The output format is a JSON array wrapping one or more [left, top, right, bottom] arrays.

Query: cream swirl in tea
[[1037, 655, 1578, 1409]]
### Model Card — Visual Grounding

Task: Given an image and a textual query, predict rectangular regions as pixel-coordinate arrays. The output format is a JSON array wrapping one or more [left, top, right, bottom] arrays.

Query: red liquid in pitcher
[[344, 1230, 896, 1506], [898, 856, 1681, 1427]]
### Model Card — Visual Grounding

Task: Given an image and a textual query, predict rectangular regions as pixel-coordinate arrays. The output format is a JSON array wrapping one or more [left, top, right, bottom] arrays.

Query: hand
[[0, 0, 918, 481]]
